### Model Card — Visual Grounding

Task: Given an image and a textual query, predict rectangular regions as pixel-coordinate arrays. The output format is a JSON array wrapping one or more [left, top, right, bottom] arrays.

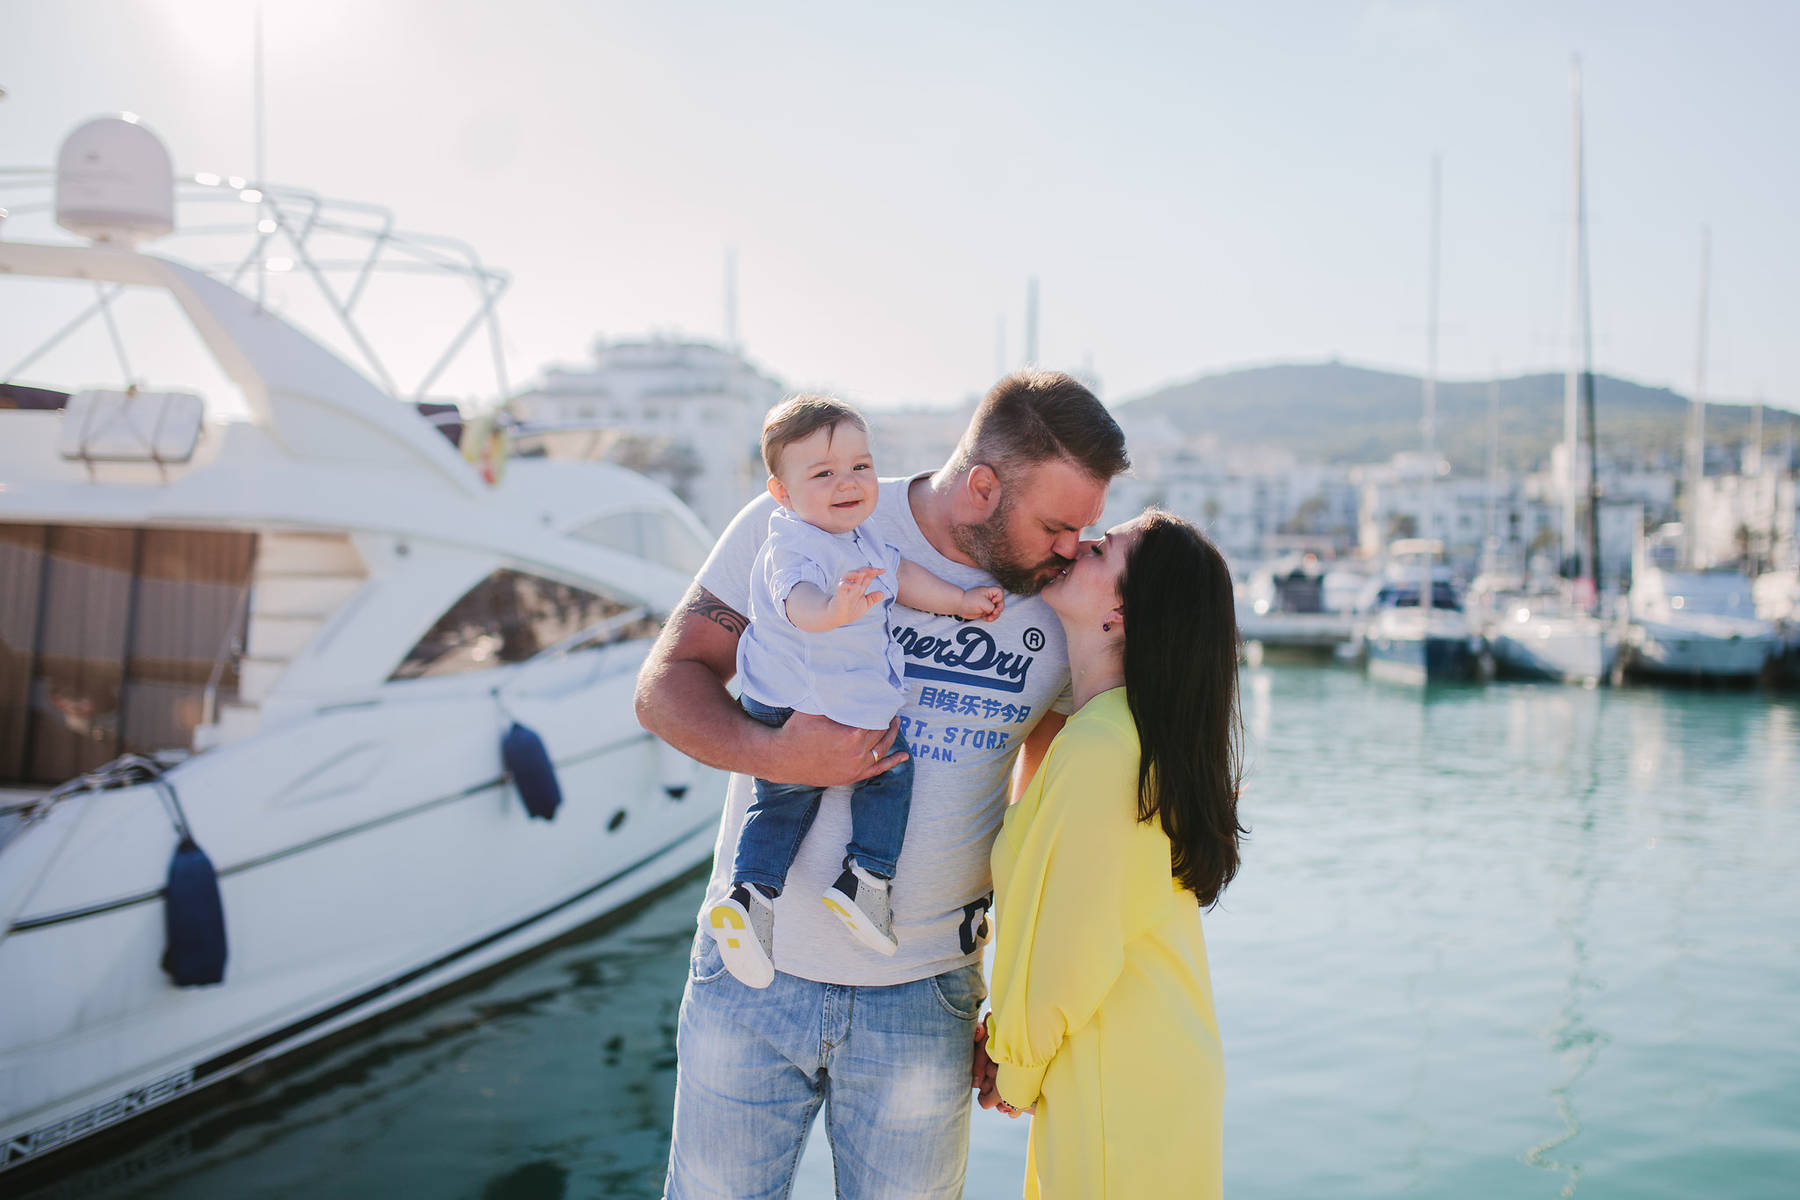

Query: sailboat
[[1485, 59, 1620, 687], [1364, 157, 1481, 686], [1622, 232, 1779, 682]]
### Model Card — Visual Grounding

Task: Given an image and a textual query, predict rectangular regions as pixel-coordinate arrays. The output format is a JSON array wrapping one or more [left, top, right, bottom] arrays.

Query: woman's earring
[[1102, 622, 1113, 633]]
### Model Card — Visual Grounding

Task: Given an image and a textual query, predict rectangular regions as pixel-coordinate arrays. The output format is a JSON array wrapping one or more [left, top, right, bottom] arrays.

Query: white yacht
[[1359, 542, 1482, 686], [1364, 164, 1482, 688], [0, 117, 723, 1174], [1625, 532, 1778, 682], [1753, 567, 1800, 686], [1476, 62, 1621, 690], [1483, 600, 1620, 687], [1238, 554, 1359, 657], [1469, 576, 1620, 687]]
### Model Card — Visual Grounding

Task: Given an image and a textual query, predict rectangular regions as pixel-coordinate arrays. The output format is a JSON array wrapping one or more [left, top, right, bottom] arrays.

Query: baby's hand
[[962, 586, 1005, 623], [826, 567, 887, 627]]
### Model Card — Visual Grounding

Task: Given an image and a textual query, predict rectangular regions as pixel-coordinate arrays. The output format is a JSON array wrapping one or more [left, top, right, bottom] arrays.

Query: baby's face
[[771, 422, 878, 534]]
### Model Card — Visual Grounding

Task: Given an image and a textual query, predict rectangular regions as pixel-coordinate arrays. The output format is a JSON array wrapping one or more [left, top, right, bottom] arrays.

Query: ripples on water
[[19, 668, 1800, 1199]]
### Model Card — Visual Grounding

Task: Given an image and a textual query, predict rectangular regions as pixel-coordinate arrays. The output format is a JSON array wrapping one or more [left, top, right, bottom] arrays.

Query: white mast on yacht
[[1421, 154, 1441, 619], [1566, 57, 1603, 612], [1685, 228, 1711, 568], [1562, 59, 1584, 585], [1484, 371, 1499, 574]]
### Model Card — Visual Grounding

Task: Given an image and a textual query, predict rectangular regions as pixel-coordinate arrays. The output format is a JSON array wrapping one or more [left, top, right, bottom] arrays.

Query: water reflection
[[14, 668, 1799, 1200], [481, 1159, 569, 1200], [1523, 730, 1607, 1197], [15, 869, 707, 1200]]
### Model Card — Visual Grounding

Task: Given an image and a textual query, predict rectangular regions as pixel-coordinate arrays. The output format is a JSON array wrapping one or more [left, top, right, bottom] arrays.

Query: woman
[[984, 508, 1246, 1199]]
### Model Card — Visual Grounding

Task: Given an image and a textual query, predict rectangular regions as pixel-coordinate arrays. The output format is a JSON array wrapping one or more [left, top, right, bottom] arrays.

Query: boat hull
[[1624, 623, 1778, 682], [1365, 633, 1479, 686], [0, 651, 725, 1176], [1489, 625, 1619, 686]]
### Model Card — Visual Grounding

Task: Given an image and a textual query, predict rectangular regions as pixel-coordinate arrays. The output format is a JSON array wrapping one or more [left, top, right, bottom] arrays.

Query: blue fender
[[503, 721, 562, 821], [162, 837, 228, 986]]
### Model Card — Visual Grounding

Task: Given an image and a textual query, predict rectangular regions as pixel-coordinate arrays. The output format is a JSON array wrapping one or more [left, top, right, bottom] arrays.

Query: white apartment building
[[509, 338, 785, 532], [1098, 455, 1359, 570], [1355, 452, 1641, 585], [1691, 469, 1800, 571], [865, 400, 978, 478]]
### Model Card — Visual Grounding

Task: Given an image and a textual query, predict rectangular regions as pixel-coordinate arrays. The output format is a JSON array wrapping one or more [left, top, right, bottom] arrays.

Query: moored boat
[[0, 117, 724, 1174]]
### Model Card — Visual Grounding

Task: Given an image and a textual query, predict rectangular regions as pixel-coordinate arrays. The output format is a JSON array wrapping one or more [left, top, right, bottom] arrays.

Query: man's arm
[[634, 584, 906, 787], [1009, 710, 1068, 803]]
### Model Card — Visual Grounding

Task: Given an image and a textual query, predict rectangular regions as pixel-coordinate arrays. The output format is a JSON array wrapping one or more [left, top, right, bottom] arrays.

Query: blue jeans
[[735, 695, 913, 891], [662, 931, 986, 1199]]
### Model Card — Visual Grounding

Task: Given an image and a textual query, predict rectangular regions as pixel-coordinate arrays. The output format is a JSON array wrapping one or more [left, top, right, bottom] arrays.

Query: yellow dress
[[988, 687, 1225, 1199]]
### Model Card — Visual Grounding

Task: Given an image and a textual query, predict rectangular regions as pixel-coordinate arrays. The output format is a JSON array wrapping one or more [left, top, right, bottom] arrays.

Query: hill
[[1115, 361, 1799, 473]]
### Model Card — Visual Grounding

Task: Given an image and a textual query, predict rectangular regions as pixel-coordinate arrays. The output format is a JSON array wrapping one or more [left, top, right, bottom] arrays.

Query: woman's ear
[[767, 475, 789, 507], [1105, 605, 1125, 634]]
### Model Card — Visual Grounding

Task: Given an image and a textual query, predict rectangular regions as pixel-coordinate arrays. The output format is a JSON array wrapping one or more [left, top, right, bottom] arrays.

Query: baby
[[706, 394, 1003, 989]]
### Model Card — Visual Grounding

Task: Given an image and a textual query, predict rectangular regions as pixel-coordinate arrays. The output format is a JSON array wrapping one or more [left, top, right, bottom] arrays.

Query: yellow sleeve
[[986, 718, 1173, 1109]]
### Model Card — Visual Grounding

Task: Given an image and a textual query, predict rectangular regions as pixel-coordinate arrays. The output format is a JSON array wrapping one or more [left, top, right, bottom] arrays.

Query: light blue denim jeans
[[663, 930, 986, 1199]]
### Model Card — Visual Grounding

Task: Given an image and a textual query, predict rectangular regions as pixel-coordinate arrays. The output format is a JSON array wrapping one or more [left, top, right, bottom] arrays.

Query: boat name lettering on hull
[[3, 1067, 195, 1169]]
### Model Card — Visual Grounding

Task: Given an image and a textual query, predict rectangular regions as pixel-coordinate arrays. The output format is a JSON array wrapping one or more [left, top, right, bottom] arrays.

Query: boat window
[[390, 569, 658, 681], [0, 525, 255, 786], [571, 508, 711, 575]]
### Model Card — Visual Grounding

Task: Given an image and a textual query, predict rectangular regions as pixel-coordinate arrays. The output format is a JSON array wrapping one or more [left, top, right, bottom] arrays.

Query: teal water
[[18, 667, 1800, 1198]]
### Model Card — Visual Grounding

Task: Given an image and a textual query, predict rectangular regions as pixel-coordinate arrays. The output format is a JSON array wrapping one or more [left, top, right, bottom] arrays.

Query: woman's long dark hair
[[1119, 510, 1246, 907]]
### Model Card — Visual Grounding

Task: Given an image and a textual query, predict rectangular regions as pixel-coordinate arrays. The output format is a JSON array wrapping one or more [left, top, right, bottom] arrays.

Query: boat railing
[[1, 167, 513, 408]]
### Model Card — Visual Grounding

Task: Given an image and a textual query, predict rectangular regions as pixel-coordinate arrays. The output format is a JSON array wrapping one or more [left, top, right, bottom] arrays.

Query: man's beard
[[950, 496, 1071, 597]]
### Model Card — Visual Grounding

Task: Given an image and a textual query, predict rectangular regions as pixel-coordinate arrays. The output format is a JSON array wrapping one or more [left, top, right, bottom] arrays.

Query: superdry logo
[[892, 623, 1035, 693]]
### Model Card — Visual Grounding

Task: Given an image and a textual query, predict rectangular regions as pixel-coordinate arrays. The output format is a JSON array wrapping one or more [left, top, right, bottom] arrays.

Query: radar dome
[[56, 114, 175, 245]]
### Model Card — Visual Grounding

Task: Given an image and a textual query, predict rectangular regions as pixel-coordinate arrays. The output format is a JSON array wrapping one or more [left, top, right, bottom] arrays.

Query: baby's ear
[[767, 475, 789, 506]]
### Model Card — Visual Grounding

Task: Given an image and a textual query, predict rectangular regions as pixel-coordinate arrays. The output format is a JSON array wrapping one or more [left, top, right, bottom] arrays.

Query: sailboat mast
[[1485, 371, 1500, 573], [1422, 154, 1441, 618], [1563, 59, 1583, 583], [1685, 228, 1711, 568], [1574, 60, 1602, 612]]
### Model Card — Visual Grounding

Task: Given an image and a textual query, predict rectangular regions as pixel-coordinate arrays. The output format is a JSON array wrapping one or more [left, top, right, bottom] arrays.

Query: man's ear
[[767, 475, 790, 507], [966, 464, 1001, 516]]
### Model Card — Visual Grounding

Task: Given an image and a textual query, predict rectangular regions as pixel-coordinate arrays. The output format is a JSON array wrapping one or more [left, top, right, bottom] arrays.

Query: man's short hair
[[760, 394, 869, 476], [947, 370, 1129, 486]]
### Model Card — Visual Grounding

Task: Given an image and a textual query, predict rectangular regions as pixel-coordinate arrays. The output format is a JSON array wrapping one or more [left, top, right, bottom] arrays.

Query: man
[[637, 370, 1129, 1199]]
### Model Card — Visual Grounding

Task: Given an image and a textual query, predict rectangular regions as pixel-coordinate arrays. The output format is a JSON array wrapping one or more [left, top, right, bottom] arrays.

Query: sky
[[2, 0, 1797, 413]]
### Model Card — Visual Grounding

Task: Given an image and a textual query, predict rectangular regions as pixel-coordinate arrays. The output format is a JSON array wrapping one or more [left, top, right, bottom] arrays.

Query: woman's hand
[[974, 1014, 1034, 1117]]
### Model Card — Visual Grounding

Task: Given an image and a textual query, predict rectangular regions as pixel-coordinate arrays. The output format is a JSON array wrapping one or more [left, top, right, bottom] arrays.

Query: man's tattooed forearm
[[689, 592, 748, 636]]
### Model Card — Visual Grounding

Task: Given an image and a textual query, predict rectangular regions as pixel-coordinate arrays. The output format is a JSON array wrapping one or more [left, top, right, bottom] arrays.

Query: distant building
[[1099, 452, 1359, 571], [508, 338, 785, 532], [864, 400, 977, 479], [1691, 469, 1799, 572]]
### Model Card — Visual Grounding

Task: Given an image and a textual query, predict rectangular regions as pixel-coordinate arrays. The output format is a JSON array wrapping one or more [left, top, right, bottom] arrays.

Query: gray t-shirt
[[694, 473, 1074, 985]]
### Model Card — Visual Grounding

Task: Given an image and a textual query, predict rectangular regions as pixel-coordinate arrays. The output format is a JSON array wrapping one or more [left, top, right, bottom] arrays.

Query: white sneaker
[[707, 883, 776, 988], [821, 862, 897, 956]]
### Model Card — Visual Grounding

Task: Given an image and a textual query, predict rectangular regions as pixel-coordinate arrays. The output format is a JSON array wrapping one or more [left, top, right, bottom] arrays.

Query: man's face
[[954, 458, 1110, 595]]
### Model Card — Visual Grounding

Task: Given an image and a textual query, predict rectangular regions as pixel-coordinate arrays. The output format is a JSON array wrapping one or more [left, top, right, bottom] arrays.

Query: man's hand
[[759, 712, 907, 787], [973, 1016, 1001, 1110], [959, 586, 1006, 623]]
